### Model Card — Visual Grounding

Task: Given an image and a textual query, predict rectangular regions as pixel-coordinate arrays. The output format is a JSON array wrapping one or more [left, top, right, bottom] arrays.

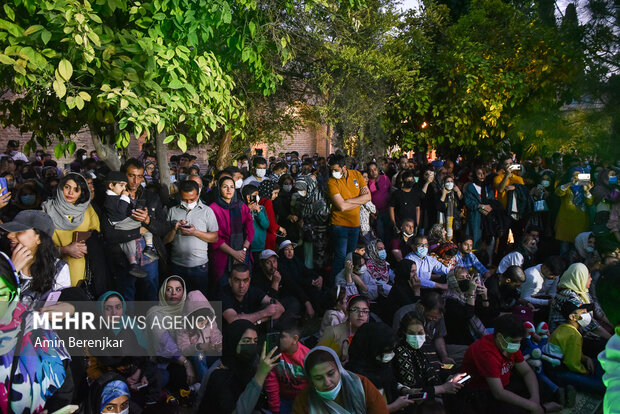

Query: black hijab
[[346, 322, 397, 400]]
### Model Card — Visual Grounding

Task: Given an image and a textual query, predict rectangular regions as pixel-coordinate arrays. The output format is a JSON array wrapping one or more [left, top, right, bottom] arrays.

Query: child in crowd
[[265, 318, 310, 414], [103, 171, 157, 277], [548, 301, 606, 394], [319, 285, 348, 337]]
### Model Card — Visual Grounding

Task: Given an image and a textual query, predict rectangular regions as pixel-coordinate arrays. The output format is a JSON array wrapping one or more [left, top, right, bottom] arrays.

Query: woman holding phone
[[555, 167, 594, 253], [242, 184, 270, 263], [42, 173, 100, 286], [208, 176, 254, 294]]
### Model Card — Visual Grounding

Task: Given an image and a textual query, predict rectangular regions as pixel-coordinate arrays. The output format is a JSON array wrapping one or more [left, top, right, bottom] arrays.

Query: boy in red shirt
[[265, 318, 310, 414], [461, 314, 561, 413]]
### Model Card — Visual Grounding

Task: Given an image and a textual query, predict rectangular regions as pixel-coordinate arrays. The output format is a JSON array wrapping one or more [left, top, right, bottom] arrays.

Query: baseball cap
[[278, 240, 297, 251], [0, 210, 55, 238], [259, 249, 279, 260], [560, 301, 594, 319]]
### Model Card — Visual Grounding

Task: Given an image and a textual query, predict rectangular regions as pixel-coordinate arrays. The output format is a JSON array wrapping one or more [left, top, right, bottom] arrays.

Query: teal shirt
[[250, 206, 270, 252]]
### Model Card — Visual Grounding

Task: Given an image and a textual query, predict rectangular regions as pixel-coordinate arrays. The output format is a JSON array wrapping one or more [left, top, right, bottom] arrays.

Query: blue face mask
[[316, 379, 342, 401], [378, 250, 387, 260], [609, 176, 618, 185], [20, 194, 36, 206], [416, 246, 428, 258]]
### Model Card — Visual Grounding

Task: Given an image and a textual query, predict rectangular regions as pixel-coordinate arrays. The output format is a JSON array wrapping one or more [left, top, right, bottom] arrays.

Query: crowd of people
[[0, 137, 619, 414]]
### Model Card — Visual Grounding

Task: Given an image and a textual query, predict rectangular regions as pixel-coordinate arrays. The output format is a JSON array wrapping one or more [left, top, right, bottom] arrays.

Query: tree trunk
[[155, 130, 170, 200], [216, 129, 233, 171], [89, 127, 121, 170]]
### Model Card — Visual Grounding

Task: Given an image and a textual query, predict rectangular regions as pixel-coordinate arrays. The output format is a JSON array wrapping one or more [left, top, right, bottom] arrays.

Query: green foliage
[[0, 0, 366, 163], [388, 0, 583, 158]]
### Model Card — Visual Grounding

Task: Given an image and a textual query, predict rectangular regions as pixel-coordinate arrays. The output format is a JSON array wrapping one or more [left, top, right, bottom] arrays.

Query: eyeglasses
[[350, 308, 370, 315]]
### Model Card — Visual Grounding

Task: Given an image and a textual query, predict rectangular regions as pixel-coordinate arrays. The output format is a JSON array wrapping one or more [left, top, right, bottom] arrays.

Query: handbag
[[533, 199, 549, 212]]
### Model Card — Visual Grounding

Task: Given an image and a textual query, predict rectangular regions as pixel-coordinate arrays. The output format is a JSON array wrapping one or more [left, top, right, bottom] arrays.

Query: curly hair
[[30, 229, 61, 294]]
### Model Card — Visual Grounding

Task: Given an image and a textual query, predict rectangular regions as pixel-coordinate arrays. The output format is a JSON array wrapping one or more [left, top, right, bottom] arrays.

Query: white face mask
[[256, 168, 266, 178], [406, 334, 425, 349], [332, 171, 343, 180], [181, 201, 198, 210], [379, 352, 395, 363], [235, 179, 243, 189], [356, 265, 367, 275], [403, 232, 414, 238], [577, 312, 592, 327], [445, 182, 454, 190], [255, 195, 261, 203], [298, 190, 307, 197], [283, 184, 292, 192]]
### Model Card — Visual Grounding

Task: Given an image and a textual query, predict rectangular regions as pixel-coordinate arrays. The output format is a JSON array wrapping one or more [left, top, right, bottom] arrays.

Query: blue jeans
[[547, 360, 605, 395], [331, 225, 360, 280], [116, 260, 159, 303], [169, 262, 209, 297]]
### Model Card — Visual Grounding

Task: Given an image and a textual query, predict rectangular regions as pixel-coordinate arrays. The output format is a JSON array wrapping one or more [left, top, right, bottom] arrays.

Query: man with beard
[[454, 236, 491, 279]]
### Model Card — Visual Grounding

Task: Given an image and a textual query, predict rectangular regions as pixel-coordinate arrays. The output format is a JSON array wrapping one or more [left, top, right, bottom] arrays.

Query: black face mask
[[238, 343, 258, 362], [403, 181, 414, 189], [458, 279, 470, 292]]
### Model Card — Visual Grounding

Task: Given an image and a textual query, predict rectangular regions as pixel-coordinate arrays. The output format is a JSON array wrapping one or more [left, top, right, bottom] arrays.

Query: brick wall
[[0, 121, 334, 171]]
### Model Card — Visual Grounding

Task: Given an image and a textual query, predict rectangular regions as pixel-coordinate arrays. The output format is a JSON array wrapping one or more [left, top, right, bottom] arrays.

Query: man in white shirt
[[164, 180, 219, 296], [520, 256, 566, 307], [404, 235, 450, 290], [242, 156, 268, 187]]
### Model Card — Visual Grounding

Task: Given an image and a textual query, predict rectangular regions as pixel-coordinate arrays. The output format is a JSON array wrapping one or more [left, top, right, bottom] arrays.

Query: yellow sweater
[[52, 205, 101, 286], [550, 323, 586, 374]]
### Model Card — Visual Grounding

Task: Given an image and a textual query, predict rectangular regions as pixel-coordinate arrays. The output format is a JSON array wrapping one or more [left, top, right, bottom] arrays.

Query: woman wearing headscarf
[[549, 263, 612, 356], [565, 231, 601, 270], [365, 240, 394, 298], [0, 251, 71, 414], [392, 312, 465, 410], [555, 167, 594, 253], [5, 180, 43, 219], [346, 323, 415, 413], [42, 172, 100, 286], [145, 276, 196, 390], [79, 373, 130, 414], [292, 346, 389, 413], [592, 168, 619, 208], [464, 166, 495, 250], [273, 174, 299, 246], [242, 184, 270, 261], [384, 260, 421, 324], [258, 179, 286, 250], [209, 176, 254, 293], [198, 319, 280, 413], [176, 290, 223, 380], [529, 169, 555, 238], [435, 175, 463, 241], [293, 175, 330, 270], [442, 267, 490, 345], [319, 295, 371, 364]]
